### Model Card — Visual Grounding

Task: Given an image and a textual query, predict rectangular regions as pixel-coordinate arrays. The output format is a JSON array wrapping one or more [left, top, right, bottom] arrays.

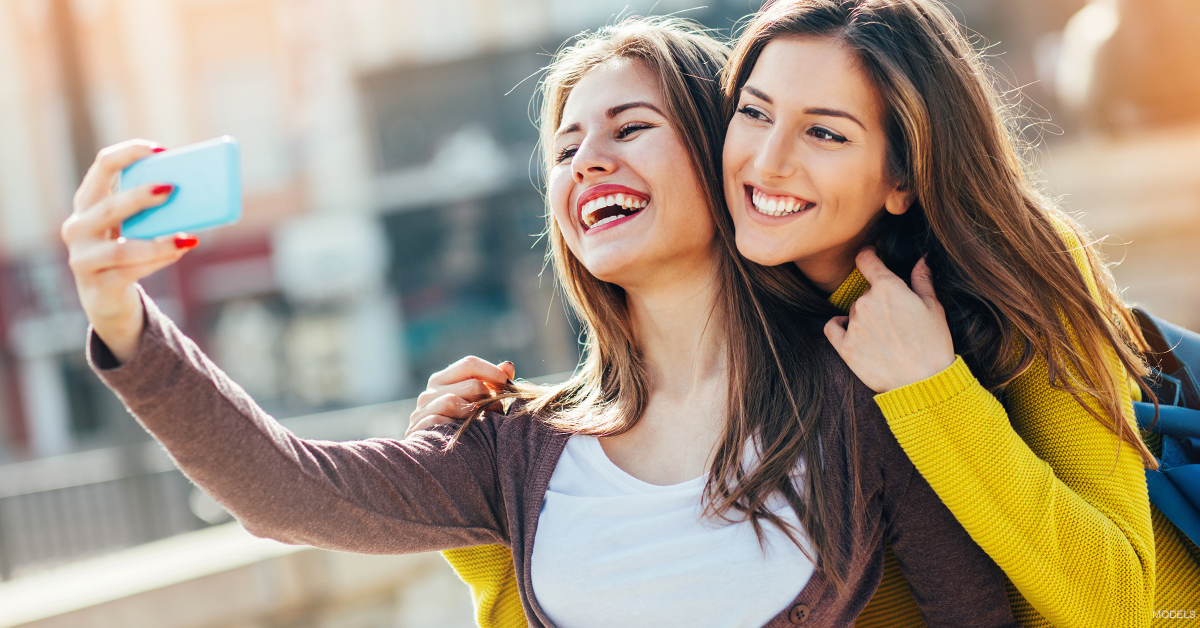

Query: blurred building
[[0, 0, 1195, 619], [0, 0, 750, 462], [0, 0, 1196, 463]]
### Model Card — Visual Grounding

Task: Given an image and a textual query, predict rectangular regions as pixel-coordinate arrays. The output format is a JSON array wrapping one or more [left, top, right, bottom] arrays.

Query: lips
[[577, 184, 650, 231], [746, 184, 814, 218]]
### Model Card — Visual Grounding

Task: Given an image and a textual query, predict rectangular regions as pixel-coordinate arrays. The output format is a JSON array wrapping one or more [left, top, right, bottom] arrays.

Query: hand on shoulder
[[823, 247, 956, 393], [407, 357, 516, 436]]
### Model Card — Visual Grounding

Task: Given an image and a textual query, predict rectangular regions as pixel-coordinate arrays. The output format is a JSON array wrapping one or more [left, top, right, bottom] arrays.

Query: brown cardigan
[[89, 292, 1016, 628]]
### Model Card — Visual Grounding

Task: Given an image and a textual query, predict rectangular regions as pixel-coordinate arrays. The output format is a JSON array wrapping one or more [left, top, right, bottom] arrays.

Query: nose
[[572, 136, 618, 183], [753, 127, 797, 180]]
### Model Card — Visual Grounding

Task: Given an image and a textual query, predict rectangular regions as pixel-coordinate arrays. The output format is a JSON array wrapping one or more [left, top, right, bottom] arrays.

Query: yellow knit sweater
[[441, 226, 1200, 627]]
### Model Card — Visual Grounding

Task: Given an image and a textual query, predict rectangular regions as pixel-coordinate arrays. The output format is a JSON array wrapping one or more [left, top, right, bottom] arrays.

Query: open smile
[[746, 185, 814, 218], [577, 184, 650, 233]]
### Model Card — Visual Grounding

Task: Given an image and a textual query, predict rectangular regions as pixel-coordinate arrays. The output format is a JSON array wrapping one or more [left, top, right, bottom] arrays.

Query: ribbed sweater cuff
[[874, 356, 977, 418]]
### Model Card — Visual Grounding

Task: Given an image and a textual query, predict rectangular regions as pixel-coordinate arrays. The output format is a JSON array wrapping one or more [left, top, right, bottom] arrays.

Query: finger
[[406, 415, 456, 438], [109, 246, 195, 285], [415, 377, 491, 408], [824, 316, 849, 348], [910, 256, 939, 307], [500, 361, 516, 382], [75, 140, 166, 212], [854, 247, 900, 286], [75, 184, 175, 237], [429, 356, 511, 389], [423, 394, 474, 421], [70, 233, 196, 275], [445, 379, 494, 402]]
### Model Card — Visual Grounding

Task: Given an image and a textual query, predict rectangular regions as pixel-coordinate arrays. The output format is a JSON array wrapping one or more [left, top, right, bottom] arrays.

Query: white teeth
[[580, 192, 650, 228], [751, 188, 809, 217]]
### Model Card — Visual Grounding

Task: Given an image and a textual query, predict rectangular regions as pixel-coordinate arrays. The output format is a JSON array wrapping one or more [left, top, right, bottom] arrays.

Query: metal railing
[[0, 370, 571, 581], [0, 398, 417, 580]]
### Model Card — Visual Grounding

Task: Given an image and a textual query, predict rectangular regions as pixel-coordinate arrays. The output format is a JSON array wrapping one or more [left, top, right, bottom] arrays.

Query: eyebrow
[[555, 122, 581, 138], [554, 101, 666, 138], [607, 101, 664, 118], [741, 85, 867, 131]]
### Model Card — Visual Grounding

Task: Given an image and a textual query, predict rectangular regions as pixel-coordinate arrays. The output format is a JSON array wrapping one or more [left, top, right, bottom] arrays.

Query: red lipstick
[[576, 184, 650, 229]]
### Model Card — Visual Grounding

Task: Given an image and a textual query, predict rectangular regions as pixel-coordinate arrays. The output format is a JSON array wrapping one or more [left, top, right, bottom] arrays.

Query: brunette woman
[[63, 18, 1014, 628], [719, 1, 1200, 627]]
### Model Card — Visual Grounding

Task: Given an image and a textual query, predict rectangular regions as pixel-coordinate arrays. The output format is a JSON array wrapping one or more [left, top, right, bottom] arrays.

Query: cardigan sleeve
[[88, 288, 509, 555], [885, 456, 1017, 628], [872, 222, 1155, 628]]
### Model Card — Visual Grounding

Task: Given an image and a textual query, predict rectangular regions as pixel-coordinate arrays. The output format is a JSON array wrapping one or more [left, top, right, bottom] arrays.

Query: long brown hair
[[724, 0, 1157, 467], [456, 17, 858, 585]]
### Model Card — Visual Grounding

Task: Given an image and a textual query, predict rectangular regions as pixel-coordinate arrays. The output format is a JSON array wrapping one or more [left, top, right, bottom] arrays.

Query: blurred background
[[0, 0, 1196, 626]]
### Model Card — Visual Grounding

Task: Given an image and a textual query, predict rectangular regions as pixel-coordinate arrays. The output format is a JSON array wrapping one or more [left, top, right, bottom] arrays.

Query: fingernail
[[174, 235, 199, 250], [151, 147, 167, 153], [151, 184, 175, 195]]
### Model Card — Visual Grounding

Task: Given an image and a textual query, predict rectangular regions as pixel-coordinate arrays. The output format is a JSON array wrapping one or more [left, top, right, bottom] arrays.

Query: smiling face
[[723, 36, 913, 293], [549, 60, 715, 288]]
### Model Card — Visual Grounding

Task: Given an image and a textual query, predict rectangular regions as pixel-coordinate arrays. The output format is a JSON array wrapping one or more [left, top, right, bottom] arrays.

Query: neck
[[623, 255, 727, 397], [795, 257, 855, 295]]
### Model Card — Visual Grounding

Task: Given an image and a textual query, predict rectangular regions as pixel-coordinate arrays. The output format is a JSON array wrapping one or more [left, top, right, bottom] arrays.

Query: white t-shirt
[[530, 435, 815, 628]]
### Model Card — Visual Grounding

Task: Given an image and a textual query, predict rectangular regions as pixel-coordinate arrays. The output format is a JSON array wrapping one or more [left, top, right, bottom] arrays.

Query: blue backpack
[[1131, 308, 1200, 547]]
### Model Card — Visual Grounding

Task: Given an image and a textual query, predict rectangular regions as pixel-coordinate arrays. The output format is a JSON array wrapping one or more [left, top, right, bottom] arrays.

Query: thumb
[[855, 246, 899, 286], [911, 256, 938, 307], [824, 316, 849, 349], [500, 361, 516, 383]]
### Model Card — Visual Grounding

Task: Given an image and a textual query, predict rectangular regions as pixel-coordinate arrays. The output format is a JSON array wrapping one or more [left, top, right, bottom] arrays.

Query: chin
[[577, 253, 639, 285], [734, 231, 795, 268]]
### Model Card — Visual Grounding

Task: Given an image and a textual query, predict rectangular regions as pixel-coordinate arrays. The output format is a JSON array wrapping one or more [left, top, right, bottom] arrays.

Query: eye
[[556, 145, 578, 164], [615, 122, 654, 139], [737, 105, 770, 123], [808, 126, 848, 143]]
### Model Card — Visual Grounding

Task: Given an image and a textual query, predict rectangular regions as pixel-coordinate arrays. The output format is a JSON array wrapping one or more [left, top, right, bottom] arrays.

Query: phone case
[[119, 136, 242, 239]]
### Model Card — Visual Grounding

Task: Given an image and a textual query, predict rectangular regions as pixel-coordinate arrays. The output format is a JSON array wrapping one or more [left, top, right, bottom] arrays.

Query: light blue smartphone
[[119, 136, 242, 239]]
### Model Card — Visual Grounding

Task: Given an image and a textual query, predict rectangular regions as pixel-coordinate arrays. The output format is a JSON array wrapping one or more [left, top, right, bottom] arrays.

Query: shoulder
[[485, 403, 571, 469], [815, 341, 906, 460], [1045, 211, 1102, 298], [816, 341, 880, 422], [433, 404, 564, 451]]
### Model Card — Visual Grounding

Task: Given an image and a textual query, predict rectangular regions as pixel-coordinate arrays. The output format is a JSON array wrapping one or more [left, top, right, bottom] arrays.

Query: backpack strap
[[1131, 308, 1200, 547]]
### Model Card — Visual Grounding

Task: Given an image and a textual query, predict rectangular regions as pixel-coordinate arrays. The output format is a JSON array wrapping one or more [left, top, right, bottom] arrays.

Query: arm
[[877, 352, 1153, 628], [886, 464, 1016, 628], [89, 289, 509, 554], [66, 141, 509, 556], [407, 358, 528, 628], [828, 242, 1155, 628]]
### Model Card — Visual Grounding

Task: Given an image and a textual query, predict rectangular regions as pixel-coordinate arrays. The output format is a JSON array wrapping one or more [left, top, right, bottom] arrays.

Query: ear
[[883, 184, 915, 216]]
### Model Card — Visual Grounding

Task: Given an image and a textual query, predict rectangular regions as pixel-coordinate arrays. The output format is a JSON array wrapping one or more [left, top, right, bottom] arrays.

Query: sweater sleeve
[[88, 289, 509, 555], [873, 222, 1155, 628]]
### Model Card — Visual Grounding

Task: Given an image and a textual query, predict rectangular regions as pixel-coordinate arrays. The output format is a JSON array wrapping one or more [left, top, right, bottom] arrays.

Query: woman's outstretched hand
[[406, 357, 516, 436], [824, 247, 956, 394], [62, 140, 199, 365]]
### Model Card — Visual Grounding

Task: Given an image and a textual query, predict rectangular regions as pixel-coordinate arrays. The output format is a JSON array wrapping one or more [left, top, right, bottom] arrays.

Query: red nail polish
[[151, 184, 174, 195], [174, 235, 199, 250], [152, 147, 167, 153]]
